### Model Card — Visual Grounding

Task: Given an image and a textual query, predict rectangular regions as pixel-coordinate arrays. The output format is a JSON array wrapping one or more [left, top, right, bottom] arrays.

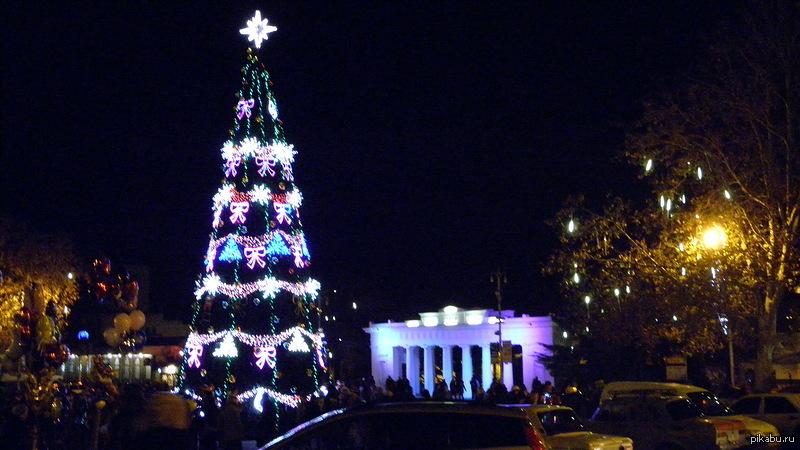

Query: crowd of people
[[1, 371, 603, 449]]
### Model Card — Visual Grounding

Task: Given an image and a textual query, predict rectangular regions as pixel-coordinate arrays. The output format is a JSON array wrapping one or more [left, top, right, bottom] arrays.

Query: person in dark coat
[[217, 393, 244, 450]]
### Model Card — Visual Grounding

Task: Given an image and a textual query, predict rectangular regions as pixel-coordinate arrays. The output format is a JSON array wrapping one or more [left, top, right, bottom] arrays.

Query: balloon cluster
[[103, 310, 146, 352], [90, 257, 140, 312], [3, 304, 70, 373]]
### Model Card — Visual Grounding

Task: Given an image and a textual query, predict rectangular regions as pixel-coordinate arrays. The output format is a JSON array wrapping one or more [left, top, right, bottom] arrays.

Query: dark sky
[[1, 2, 734, 321]]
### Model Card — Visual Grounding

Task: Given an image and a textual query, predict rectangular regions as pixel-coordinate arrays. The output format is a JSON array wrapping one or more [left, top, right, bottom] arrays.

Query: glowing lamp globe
[[702, 225, 727, 250]]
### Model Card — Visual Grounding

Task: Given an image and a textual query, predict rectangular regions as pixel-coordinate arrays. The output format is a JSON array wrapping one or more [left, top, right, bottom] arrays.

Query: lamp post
[[701, 225, 733, 387], [490, 269, 507, 383]]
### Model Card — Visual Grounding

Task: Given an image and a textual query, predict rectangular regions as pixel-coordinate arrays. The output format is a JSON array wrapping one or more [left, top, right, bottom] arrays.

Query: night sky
[[1, 2, 735, 321]]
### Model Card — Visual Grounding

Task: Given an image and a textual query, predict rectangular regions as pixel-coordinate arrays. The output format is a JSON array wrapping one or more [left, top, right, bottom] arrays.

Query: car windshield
[[536, 409, 586, 435], [666, 398, 705, 421], [686, 392, 732, 416]]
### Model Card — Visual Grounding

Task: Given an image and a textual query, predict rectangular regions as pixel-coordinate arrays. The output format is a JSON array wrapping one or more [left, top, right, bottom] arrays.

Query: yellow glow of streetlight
[[702, 225, 727, 250]]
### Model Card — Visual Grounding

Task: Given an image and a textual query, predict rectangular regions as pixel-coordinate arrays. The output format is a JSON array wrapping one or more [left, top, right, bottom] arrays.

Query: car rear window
[[536, 409, 586, 435], [666, 399, 704, 421], [686, 391, 731, 416], [764, 397, 797, 414]]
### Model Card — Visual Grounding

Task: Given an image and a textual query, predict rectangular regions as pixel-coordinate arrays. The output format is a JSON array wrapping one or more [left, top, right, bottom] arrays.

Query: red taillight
[[524, 425, 547, 450]]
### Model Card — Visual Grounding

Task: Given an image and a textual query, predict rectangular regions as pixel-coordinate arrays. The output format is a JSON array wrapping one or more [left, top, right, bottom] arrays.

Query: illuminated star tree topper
[[239, 10, 277, 49]]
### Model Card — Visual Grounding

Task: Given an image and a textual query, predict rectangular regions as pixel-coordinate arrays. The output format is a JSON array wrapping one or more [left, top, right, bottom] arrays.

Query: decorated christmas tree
[[180, 11, 326, 421]]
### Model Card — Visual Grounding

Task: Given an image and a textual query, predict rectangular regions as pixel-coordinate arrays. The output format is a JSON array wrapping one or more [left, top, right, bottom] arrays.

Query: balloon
[[42, 343, 69, 366], [129, 310, 146, 331], [94, 282, 109, 300], [93, 257, 112, 277], [113, 313, 131, 331], [103, 328, 121, 346], [122, 281, 139, 309], [110, 283, 122, 301]]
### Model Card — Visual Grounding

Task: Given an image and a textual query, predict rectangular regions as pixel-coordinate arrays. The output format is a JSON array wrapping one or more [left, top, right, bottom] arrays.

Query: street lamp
[[700, 225, 734, 387], [702, 225, 727, 250], [584, 295, 591, 320]]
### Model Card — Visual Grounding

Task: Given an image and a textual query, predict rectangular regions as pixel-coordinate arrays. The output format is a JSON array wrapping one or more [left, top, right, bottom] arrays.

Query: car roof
[[603, 381, 705, 392], [601, 381, 706, 400], [498, 403, 573, 413], [738, 393, 800, 399], [263, 402, 532, 448], [603, 393, 691, 405]]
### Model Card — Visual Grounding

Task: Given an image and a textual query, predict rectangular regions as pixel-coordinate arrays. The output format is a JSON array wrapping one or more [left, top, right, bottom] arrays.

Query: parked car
[[599, 381, 779, 439], [731, 394, 800, 436], [505, 404, 633, 450], [262, 402, 548, 449], [589, 395, 750, 449]]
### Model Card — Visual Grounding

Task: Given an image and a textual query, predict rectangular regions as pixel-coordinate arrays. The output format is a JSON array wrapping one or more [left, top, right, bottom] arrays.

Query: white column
[[442, 345, 454, 384], [503, 360, 514, 389], [522, 345, 536, 391], [482, 344, 493, 392], [462, 345, 474, 398], [406, 346, 420, 395], [424, 346, 436, 395], [393, 347, 405, 379]]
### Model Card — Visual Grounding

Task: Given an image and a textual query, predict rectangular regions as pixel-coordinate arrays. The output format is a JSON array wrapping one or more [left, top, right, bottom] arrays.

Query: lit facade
[[364, 307, 558, 398]]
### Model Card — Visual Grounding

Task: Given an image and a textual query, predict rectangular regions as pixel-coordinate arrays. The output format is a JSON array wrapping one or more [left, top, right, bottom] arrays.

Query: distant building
[[364, 307, 560, 398]]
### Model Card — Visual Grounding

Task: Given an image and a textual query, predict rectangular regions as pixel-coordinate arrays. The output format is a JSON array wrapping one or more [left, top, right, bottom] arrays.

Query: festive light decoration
[[316, 348, 326, 369], [567, 219, 576, 233], [237, 98, 255, 120], [254, 346, 277, 369], [256, 153, 277, 177], [219, 239, 242, 262], [287, 329, 310, 352], [268, 98, 278, 119], [186, 343, 203, 368], [274, 203, 292, 224], [265, 234, 291, 256], [238, 386, 315, 409], [253, 389, 266, 413], [186, 327, 323, 352], [212, 333, 238, 358], [293, 248, 305, 267], [229, 201, 250, 223], [645, 158, 653, 172], [251, 184, 271, 204], [183, 23, 326, 414], [225, 156, 241, 177], [244, 245, 267, 269], [194, 274, 320, 299], [239, 10, 277, 49]]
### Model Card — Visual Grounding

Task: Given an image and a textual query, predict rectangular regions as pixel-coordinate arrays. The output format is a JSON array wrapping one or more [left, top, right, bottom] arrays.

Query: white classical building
[[364, 307, 559, 398]]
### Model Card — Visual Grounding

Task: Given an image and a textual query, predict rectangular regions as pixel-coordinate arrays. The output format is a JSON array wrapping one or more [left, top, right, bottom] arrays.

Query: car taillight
[[524, 425, 546, 450]]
